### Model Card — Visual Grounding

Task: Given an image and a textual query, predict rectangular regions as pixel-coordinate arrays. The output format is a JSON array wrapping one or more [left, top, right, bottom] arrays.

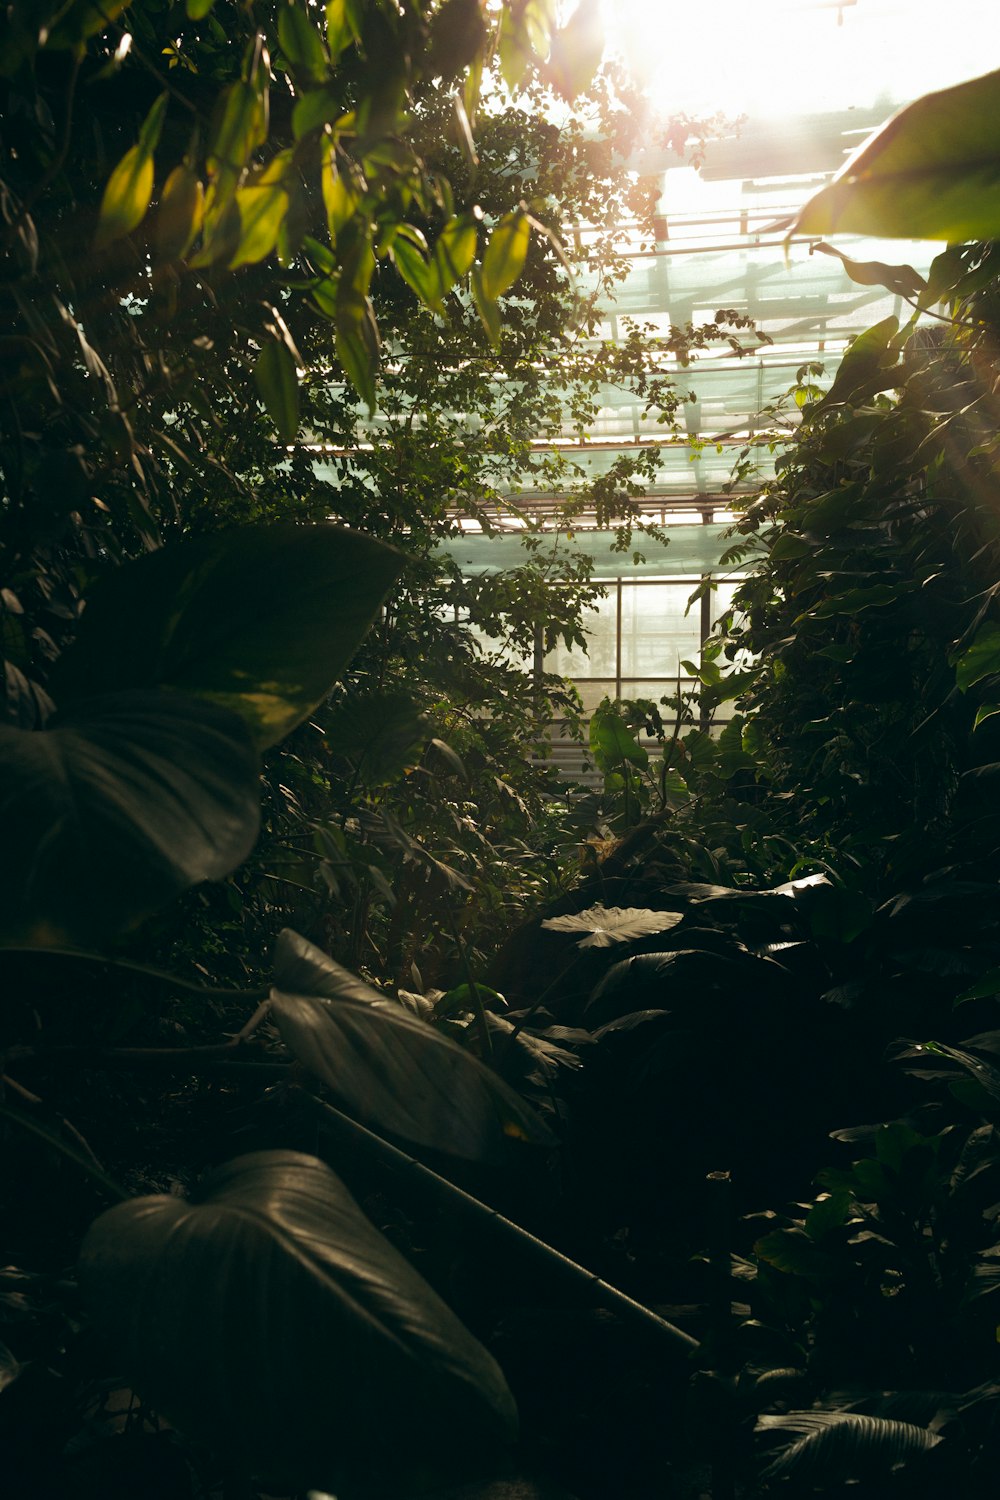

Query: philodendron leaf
[[79, 1151, 518, 1496], [540, 904, 683, 949], [757, 1411, 940, 1484], [55, 525, 403, 750], [0, 691, 259, 945], [271, 930, 556, 1158], [792, 69, 1000, 241]]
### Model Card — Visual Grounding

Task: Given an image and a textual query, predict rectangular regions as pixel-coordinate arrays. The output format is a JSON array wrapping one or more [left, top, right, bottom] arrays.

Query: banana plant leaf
[[271, 930, 557, 1159], [79, 1151, 518, 1497], [757, 1410, 941, 1484]]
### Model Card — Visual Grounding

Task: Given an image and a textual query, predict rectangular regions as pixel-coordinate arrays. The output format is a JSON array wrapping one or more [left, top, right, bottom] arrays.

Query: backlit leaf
[[792, 70, 1000, 241], [481, 209, 531, 300], [336, 288, 380, 410], [80, 1151, 518, 1493], [94, 144, 154, 250], [271, 930, 557, 1157], [326, 0, 364, 60]]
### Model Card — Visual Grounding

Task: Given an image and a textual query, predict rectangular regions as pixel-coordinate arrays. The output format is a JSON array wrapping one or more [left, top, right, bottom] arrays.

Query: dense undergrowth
[[5, 6, 1000, 1496]]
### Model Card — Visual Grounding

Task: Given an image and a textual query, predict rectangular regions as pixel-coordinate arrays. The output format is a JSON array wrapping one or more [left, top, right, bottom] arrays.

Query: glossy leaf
[[55, 526, 403, 750], [541, 904, 683, 949], [271, 930, 557, 1158], [589, 702, 647, 773], [793, 70, 1000, 241], [481, 209, 531, 300], [955, 622, 1000, 691], [0, 691, 259, 945], [253, 339, 299, 442], [79, 1151, 518, 1494], [758, 1411, 940, 1484]]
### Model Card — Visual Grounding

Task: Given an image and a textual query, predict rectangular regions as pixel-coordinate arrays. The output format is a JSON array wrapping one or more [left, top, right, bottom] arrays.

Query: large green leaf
[[792, 70, 1000, 241], [589, 701, 648, 773], [79, 1151, 518, 1495], [0, 691, 259, 945], [55, 525, 403, 750], [271, 930, 557, 1158]]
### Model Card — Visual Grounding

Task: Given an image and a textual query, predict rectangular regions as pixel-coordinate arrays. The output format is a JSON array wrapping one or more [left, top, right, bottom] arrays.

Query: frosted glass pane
[[620, 583, 701, 678], [545, 594, 617, 678]]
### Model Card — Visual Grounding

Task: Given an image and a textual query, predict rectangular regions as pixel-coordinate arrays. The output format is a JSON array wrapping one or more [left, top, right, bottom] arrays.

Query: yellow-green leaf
[[392, 229, 439, 310], [254, 340, 300, 444], [155, 164, 204, 261], [321, 141, 365, 247], [230, 152, 291, 268], [326, 0, 364, 60], [433, 211, 479, 300], [189, 194, 242, 268], [94, 144, 154, 250], [545, 0, 604, 101], [793, 69, 1000, 242], [186, 0, 215, 15], [481, 208, 530, 300], [471, 264, 501, 347]]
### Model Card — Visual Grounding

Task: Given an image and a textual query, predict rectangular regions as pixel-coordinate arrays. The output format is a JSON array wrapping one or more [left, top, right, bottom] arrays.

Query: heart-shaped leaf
[[79, 1151, 518, 1495], [541, 904, 683, 949], [271, 930, 557, 1158], [55, 525, 403, 749], [0, 691, 259, 945]]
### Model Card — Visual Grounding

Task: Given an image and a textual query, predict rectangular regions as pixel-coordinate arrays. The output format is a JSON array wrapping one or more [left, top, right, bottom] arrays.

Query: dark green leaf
[[271, 930, 557, 1158], [325, 0, 364, 60], [253, 339, 299, 442], [278, 3, 328, 80], [79, 1151, 518, 1493], [955, 622, 1000, 691], [589, 702, 647, 773], [0, 691, 259, 945], [55, 526, 403, 750]]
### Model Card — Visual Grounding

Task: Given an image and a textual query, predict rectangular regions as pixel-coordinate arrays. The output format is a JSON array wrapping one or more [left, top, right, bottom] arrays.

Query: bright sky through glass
[[602, 0, 1000, 120]]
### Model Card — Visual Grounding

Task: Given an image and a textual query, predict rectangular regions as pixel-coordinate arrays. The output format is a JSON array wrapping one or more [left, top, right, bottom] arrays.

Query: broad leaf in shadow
[[0, 691, 258, 945], [757, 1410, 941, 1485], [54, 524, 404, 749], [271, 929, 557, 1159], [79, 1151, 518, 1496]]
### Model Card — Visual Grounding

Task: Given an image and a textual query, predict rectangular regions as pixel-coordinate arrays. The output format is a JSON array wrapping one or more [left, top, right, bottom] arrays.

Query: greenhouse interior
[[6, 2, 1000, 1498]]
